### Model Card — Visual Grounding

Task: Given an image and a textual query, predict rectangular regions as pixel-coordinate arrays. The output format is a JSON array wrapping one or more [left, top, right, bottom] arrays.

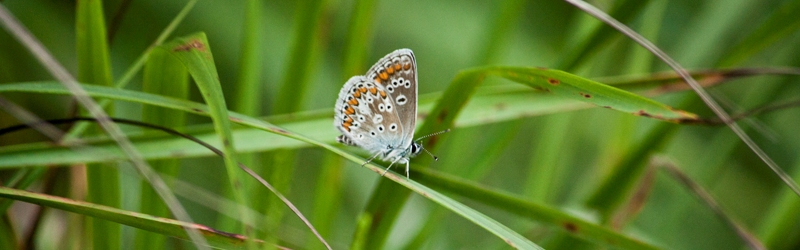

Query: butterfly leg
[[381, 157, 404, 177], [405, 161, 410, 179], [361, 152, 382, 167]]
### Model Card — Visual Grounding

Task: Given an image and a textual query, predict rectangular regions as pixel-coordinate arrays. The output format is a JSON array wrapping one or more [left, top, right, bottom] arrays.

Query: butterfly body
[[334, 49, 422, 177]]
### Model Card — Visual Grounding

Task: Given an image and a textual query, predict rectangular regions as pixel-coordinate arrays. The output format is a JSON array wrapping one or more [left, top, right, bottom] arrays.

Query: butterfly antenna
[[414, 128, 451, 142], [422, 147, 439, 161]]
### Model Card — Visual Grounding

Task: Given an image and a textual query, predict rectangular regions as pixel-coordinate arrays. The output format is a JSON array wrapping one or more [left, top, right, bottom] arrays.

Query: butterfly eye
[[358, 115, 366, 122], [389, 123, 397, 131], [358, 134, 364, 139], [370, 131, 377, 137], [378, 104, 385, 112], [405, 80, 411, 88], [392, 79, 400, 87], [387, 86, 394, 92], [386, 104, 393, 112], [377, 125, 385, 132]]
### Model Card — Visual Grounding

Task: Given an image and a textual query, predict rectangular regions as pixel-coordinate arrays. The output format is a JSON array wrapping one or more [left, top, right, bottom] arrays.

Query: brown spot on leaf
[[173, 39, 206, 52], [191, 108, 204, 113], [634, 110, 652, 117], [564, 222, 579, 233], [437, 109, 448, 123], [197, 224, 246, 241], [547, 78, 560, 85], [603, 106, 612, 109], [273, 128, 289, 135], [583, 93, 591, 98], [495, 103, 506, 111], [230, 117, 242, 123]]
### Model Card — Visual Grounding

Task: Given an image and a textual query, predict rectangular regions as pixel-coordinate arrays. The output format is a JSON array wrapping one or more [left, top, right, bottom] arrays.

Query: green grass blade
[[136, 44, 190, 250], [0, 215, 15, 250], [76, 0, 119, 248], [154, 33, 249, 234], [341, 0, 377, 77], [226, 0, 265, 241], [232, 0, 264, 116], [0, 186, 259, 249], [412, 168, 661, 250]]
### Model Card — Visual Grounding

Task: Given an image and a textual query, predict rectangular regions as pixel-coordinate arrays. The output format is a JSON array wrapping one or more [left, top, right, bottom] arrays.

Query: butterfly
[[333, 49, 446, 178]]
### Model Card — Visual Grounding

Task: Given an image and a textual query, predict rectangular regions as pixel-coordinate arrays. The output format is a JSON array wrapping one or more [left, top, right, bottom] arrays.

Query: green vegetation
[[0, 0, 798, 249]]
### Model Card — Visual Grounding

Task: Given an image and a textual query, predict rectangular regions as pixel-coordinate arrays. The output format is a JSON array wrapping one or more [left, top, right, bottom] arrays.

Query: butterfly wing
[[365, 49, 417, 148], [334, 76, 386, 151], [334, 49, 417, 159]]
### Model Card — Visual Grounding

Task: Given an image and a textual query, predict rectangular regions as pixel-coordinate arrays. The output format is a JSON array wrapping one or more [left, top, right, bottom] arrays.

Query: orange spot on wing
[[380, 91, 387, 98], [348, 99, 359, 105], [369, 87, 377, 95], [345, 106, 355, 115], [386, 66, 395, 74], [359, 87, 367, 93], [393, 63, 402, 71], [374, 77, 382, 85], [353, 91, 361, 98], [379, 72, 389, 80], [403, 63, 411, 70], [345, 117, 353, 123]]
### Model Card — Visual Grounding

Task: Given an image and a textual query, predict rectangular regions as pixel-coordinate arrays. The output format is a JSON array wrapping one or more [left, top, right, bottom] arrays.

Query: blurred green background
[[1, 0, 800, 249]]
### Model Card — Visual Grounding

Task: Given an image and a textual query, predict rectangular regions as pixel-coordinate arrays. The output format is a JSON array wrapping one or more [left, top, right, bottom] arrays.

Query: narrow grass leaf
[[136, 45, 190, 250], [413, 168, 661, 250], [76, 0, 119, 248], [154, 33, 250, 234], [0, 186, 261, 249]]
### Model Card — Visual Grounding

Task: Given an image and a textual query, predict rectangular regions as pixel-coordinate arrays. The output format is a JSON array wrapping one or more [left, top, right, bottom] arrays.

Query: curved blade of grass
[[483, 66, 698, 121], [411, 167, 661, 250], [0, 186, 263, 249], [566, 0, 800, 198], [154, 32, 250, 236]]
